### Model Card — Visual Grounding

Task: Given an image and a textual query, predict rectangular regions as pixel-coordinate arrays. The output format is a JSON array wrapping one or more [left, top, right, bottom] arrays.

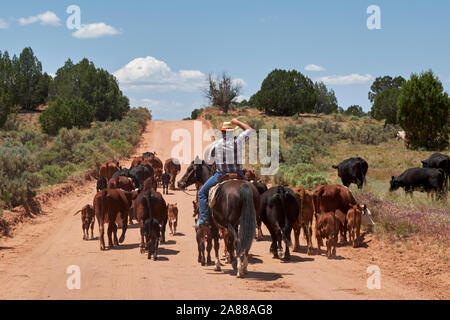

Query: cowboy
[[196, 118, 253, 230]]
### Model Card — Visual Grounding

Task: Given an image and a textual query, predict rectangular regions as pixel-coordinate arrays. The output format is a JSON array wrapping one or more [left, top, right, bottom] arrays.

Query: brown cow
[[347, 204, 363, 248], [315, 211, 338, 258], [99, 161, 120, 181], [93, 189, 137, 251], [143, 176, 158, 192], [244, 169, 256, 181], [135, 188, 168, 260], [74, 204, 95, 240], [313, 184, 358, 243], [107, 176, 135, 191], [291, 187, 315, 255], [164, 158, 181, 190], [131, 156, 144, 168], [167, 203, 179, 235]]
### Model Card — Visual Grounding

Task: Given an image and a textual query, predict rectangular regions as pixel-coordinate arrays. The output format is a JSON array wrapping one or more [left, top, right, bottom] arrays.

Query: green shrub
[[347, 124, 396, 145], [296, 174, 329, 190], [247, 118, 264, 130], [0, 143, 40, 207], [108, 139, 133, 157], [39, 164, 77, 185]]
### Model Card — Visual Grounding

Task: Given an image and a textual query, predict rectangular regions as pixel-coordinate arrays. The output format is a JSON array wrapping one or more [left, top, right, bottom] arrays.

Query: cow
[[74, 204, 95, 240], [422, 153, 450, 194], [332, 157, 368, 189], [135, 189, 168, 260], [259, 186, 299, 260], [129, 165, 152, 191], [346, 204, 363, 248], [99, 161, 120, 181], [164, 158, 181, 190], [252, 180, 268, 241], [291, 187, 315, 255], [313, 184, 358, 244], [107, 176, 135, 192], [390, 167, 446, 200], [96, 177, 107, 192], [167, 203, 179, 235], [161, 173, 170, 195], [396, 130, 410, 149], [93, 188, 137, 250], [315, 211, 338, 259], [243, 169, 256, 182], [143, 176, 158, 192], [143, 152, 156, 158]]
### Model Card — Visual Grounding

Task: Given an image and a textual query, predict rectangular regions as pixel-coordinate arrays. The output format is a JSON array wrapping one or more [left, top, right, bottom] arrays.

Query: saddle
[[208, 173, 244, 208]]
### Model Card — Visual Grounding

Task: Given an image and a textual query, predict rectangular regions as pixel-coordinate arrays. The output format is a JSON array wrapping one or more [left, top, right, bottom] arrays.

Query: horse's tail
[[237, 183, 256, 257]]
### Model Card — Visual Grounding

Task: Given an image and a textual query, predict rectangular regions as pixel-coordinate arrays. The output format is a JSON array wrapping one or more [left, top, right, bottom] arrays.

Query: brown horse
[[209, 180, 260, 277]]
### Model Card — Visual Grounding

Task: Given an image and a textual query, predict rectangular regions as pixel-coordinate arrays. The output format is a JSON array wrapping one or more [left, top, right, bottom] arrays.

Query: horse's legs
[[139, 225, 146, 254], [212, 226, 221, 272], [226, 225, 237, 274], [255, 216, 263, 241], [206, 233, 213, 265], [196, 228, 205, 265], [243, 250, 249, 274], [112, 223, 119, 246]]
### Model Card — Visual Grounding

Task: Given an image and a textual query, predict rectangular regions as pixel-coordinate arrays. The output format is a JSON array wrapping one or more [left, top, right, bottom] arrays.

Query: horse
[[177, 158, 216, 190], [209, 179, 260, 277]]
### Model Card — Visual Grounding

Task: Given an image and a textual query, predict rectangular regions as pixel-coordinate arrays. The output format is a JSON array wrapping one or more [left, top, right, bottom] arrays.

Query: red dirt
[[0, 120, 444, 300]]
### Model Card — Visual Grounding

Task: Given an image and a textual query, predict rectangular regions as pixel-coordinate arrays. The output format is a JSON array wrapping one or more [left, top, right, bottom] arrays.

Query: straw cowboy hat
[[221, 121, 234, 131]]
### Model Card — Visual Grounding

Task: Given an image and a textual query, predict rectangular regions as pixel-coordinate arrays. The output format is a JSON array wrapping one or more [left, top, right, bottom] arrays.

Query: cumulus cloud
[[315, 73, 373, 85], [72, 22, 121, 39], [19, 11, 61, 27], [232, 78, 247, 87], [236, 95, 250, 103], [0, 19, 9, 29], [114, 56, 206, 92], [305, 64, 325, 72]]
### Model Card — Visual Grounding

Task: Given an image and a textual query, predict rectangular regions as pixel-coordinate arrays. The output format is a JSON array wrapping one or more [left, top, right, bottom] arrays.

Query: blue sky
[[1, 0, 449, 120]]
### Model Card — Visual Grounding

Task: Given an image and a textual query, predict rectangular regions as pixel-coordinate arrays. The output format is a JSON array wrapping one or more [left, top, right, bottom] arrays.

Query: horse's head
[[177, 161, 197, 189]]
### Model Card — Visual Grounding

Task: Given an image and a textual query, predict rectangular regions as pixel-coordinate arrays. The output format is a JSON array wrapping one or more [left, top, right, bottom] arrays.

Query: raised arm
[[231, 118, 252, 132]]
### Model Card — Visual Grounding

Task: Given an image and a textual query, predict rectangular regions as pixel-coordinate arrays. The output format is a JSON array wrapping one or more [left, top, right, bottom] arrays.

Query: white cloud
[[315, 73, 373, 85], [305, 64, 325, 72], [72, 23, 121, 39], [236, 95, 249, 103], [232, 78, 247, 87], [114, 56, 206, 92], [19, 11, 61, 27], [0, 19, 9, 29]]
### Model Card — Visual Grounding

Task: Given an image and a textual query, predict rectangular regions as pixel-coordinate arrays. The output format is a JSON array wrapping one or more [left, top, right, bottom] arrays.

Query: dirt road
[[0, 120, 430, 299]]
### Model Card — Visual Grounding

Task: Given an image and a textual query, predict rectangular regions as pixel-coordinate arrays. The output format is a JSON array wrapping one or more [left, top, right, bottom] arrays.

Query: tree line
[[205, 69, 449, 150], [0, 47, 130, 135]]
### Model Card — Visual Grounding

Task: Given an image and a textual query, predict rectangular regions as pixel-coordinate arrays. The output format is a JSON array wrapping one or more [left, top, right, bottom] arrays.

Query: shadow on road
[[158, 247, 180, 256]]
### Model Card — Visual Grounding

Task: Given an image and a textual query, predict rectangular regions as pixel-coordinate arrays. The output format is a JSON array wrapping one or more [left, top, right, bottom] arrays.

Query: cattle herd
[[75, 151, 448, 277]]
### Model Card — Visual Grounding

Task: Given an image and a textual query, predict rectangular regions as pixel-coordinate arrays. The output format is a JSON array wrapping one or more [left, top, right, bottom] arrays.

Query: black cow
[[112, 168, 140, 190], [143, 152, 156, 158], [390, 167, 446, 199], [129, 165, 152, 191], [161, 173, 170, 195], [259, 186, 299, 260], [252, 181, 268, 195], [422, 153, 450, 194], [333, 157, 368, 189], [96, 177, 107, 192]]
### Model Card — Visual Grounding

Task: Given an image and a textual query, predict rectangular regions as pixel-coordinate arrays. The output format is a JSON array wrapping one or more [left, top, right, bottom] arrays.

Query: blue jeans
[[197, 170, 246, 226]]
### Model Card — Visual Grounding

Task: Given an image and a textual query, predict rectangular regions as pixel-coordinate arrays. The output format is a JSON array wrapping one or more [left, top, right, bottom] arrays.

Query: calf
[[167, 203, 179, 235], [74, 205, 95, 240], [291, 187, 315, 255], [315, 211, 338, 259], [346, 204, 362, 248], [162, 172, 170, 195], [332, 157, 368, 189], [390, 167, 446, 200]]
